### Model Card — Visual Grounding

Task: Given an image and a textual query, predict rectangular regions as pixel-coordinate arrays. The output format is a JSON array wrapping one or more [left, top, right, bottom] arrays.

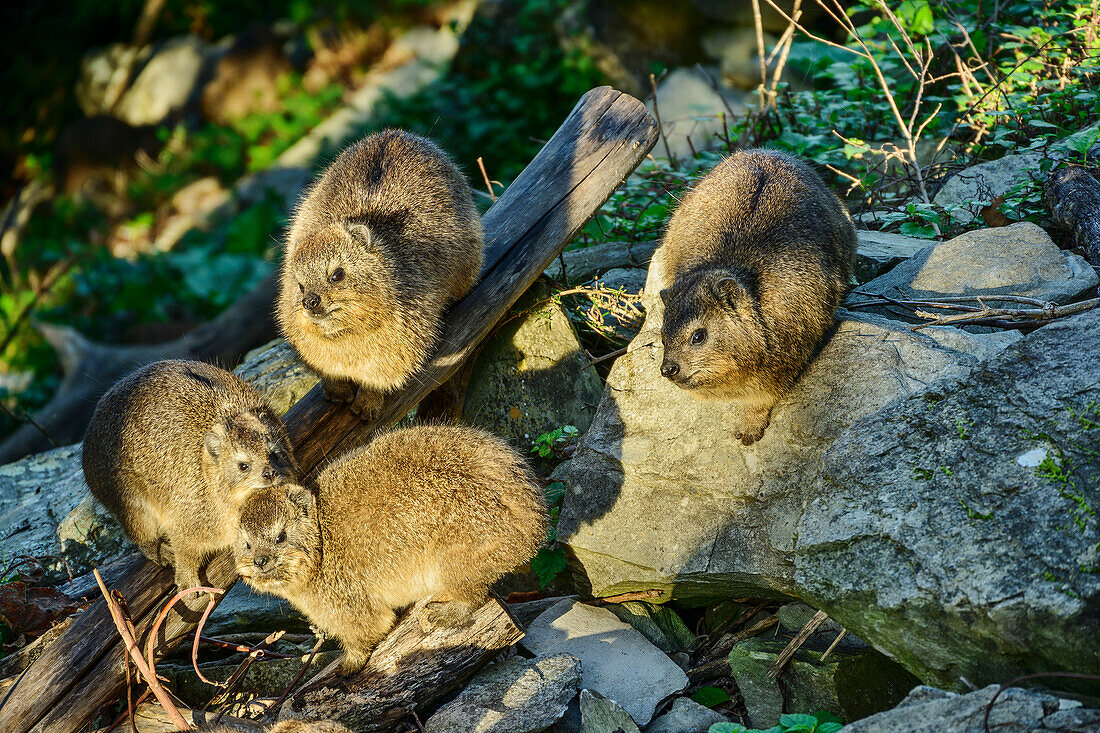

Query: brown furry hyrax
[[82, 360, 299, 597], [277, 129, 483, 419], [234, 424, 546, 675], [203, 721, 351, 733], [653, 149, 856, 445]]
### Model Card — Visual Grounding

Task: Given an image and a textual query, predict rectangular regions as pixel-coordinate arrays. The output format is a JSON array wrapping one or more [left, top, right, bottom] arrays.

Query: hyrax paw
[[335, 653, 368, 677], [321, 379, 356, 404], [348, 389, 384, 421], [423, 600, 475, 629]]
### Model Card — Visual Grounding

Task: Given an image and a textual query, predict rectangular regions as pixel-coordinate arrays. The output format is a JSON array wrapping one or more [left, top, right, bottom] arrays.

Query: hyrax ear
[[659, 288, 671, 304], [343, 221, 373, 250], [204, 423, 226, 459], [286, 486, 315, 519], [713, 276, 743, 310]]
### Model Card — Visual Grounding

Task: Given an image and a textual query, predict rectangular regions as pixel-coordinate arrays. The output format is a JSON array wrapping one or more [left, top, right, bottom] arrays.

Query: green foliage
[[692, 686, 732, 708], [531, 425, 580, 459], [708, 710, 843, 733], [531, 546, 568, 588]]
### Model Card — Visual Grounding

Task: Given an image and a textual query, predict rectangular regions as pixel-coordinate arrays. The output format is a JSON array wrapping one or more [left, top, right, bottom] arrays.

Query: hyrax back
[[235, 424, 547, 675], [277, 129, 484, 418], [653, 149, 856, 445], [82, 360, 298, 594]]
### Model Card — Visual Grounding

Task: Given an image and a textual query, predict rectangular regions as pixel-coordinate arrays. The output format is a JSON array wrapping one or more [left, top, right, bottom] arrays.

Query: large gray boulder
[[424, 654, 582, 733], [795, 307, 1100, 689], [933, 152, 1045, 224], [557, 302, 1019, 601], [851, 222, 1097, 306], [843, 685, 1098, 733]]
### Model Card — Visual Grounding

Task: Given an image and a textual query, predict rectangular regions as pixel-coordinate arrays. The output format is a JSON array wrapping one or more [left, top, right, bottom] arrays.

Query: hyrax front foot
[[335, 648, 372, 677], [735, 405, 772, 446], [423, 599, 476, 629], [322, 378, 357, 404], [349, 387, 385, 421]]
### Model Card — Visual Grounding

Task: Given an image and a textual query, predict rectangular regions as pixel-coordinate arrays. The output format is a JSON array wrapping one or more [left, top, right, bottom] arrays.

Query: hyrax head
[[235, 485, 318, 589], [285, 221, 393, 337], [203, 410, 298, 502], [659, 268, 767, 391]]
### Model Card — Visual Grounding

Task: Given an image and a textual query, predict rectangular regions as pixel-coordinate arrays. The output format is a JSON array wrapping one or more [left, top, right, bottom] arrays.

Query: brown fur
[[276, 130, 483, 418], [234, 425, 546, 675], [653, 149, 856, 445], [82, 360, 299, 598]]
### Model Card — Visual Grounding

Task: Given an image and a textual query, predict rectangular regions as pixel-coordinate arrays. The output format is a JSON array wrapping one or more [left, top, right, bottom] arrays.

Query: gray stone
[[579, 689, 641, 733], [115, 35, 214, 126], [202, 583, 308, 636], [604, 601, 695, 653], [597, 268, 649, 295], [795, 308, 1100, 689], [854, 230, 932, 282], [545, 241, 660, 285], [238, 338, 319, 416], [843, 684, 1067, 733], [424, 654, 582, 733], [647, 67, 749, 159], [522, 600, 688, 725], [851, 222, 1098, 306], [164, 650, 340, 710], [1040, 706, 1100, 731], [75, 44, 152, 117], [463, 294, 603, 448], [558, 287, 1012, 601], [510, 595, 581, 628], [933, 152, 1044, 224], [644, 697, 729, 733], [775, 603, 844, 637], [725, 637, 918, 728]]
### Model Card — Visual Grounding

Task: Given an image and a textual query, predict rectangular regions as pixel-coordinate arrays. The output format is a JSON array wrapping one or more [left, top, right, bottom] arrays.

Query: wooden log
[[0, 85, 658, 733], [281, 598, 524, 731], [1044, 165, 1100, 267]]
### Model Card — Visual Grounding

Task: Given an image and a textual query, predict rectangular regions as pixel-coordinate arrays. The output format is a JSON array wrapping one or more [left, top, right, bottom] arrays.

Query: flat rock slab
[[843, 684, 1091, 733], [795, 307, 1100, 689], [644, 696, 729, 733], [854, 230, 932, 282], [522, 600, 688, 726], [424, 653, 582, 733], [851, 221, 1098, 305], [933, 152, 1044, 224]]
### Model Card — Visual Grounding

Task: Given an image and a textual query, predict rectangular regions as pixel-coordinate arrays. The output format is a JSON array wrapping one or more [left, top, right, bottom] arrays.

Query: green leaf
[[530, 546, 567, 587], [779, 714, 820, 729], [707, 724, 747, 733], [692, 686, 732, 708], [813, 711, 844, 724], [899, 221, 937, 239], [816, 724, 844, 733]]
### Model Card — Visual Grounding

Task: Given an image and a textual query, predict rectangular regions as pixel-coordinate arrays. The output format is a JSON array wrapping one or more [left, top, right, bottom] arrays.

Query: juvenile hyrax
[[83, 360, 298, 596], [234, 425, 546, 675], [277, 129, 483, 418], [653, 149, 856, 445]]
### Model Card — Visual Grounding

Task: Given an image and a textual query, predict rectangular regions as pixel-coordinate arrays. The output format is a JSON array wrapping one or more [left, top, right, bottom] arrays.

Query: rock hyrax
[[234, 424, 546, 675], [277, 129, 484, 418], [652, 149, 856, 445], [82, 360, 299, 596]]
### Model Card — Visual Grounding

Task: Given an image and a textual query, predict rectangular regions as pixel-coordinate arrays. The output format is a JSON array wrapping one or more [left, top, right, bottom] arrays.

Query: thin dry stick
[[476, 157, 497, 202], [192, 635, 294, 659], [752, 0, 770, 110], [142, 585, 225, 688], [650, 72, 674, 162], [911, 298, 1097, 329], [767, 0, 802, 107], [207, 629, 286, 713], [582, 346, 627, 371], [93, 569, 190, 732], [767, 609, 829, 679], [820, 629, 847, 662], [269, 631, 326, 715], [593, 589, 665, 604]]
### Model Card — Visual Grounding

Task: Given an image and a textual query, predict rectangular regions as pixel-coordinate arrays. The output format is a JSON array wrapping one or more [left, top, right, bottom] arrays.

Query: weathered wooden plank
[[1045, 165, 1100, 267], [0, 86, 657, 733]]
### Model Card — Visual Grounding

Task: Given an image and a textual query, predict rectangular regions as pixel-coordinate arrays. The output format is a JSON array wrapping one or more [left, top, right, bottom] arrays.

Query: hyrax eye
[[276, 531, 287, 544], [245, 541, 252, 550], [329, 268, 345, 284], [238, 462, 251, 472], [691, 328, 708, 345], [298, 283, 304, 293]]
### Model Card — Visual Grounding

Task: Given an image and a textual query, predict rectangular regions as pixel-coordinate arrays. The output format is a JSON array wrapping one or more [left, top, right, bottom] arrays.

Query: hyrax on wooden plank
[[277, 129, 483, 419], [82, 360, 298, 598], [234, 424, 547, 675], [652, 149, 856, 445]]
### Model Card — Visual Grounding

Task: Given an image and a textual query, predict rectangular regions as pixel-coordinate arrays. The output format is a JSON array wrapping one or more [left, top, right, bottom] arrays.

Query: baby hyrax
[[277, 129, 483, 419], [235, 424, 547, 675], [82, 360, 299, 597], [653, 149, 856, 445]]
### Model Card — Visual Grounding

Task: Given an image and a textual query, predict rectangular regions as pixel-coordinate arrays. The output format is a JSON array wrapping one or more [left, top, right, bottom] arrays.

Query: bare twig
[[767, 609, 828, 678], [142, 585, 225, 689], [591, 589, 665, 604], [207, 629, 285, 713], [650, 72, 675, 162], [476, 157, 497, 202], [582, 346, 627, 371], [269, 630, 326, 715], [93, 569, 190, 732], [820, 629, 847, 662]]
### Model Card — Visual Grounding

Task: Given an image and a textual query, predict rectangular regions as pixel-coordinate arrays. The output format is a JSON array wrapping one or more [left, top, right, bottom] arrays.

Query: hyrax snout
[[234, 424, 547, 676], [652, 149, 856, 445], [277, 129, 483, 419], [82, 360, 298, 600]]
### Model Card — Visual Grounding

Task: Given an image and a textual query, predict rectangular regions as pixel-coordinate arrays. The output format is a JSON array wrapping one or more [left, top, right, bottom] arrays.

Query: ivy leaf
[[692, 686, 732, 708]]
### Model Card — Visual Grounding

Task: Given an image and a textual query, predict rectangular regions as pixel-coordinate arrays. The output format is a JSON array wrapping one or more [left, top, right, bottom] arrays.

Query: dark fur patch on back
[[184, 366, 216, 391], [745, 165, 768, 221]]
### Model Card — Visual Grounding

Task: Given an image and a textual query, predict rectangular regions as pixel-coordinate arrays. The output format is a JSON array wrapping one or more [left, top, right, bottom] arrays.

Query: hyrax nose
[[661, 361, 680, 379], [302, 292, 322, 312], [262, 467, 276, 482], [254, 554, 271, 569]]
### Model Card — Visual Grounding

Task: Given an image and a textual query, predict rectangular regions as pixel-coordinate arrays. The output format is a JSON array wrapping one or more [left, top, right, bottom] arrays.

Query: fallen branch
[[766, 609, 828, 679], [93, 569, 189, 732], [847, 293, 1099, 330]]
